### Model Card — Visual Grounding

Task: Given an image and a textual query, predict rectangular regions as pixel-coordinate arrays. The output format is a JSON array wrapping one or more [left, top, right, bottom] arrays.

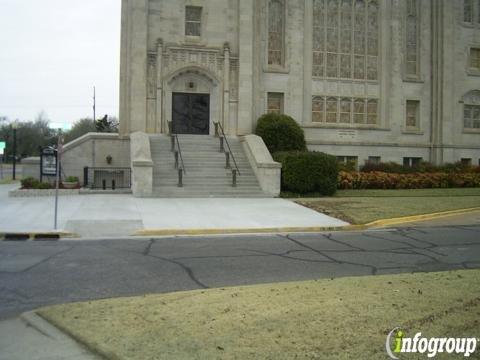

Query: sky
[[0, 0, 121, 126]]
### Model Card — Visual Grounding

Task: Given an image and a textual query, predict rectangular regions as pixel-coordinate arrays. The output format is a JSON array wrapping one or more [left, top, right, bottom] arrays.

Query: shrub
[[37, 182, 53, 189], [359, 161, 480, 174], [65, 176, 79, 183], [255, 113, 307, 153], [337, 171, 480, 190], [21, 177, 40, 189], [21, 177, 52, 189], [274, 151, 338, 195]]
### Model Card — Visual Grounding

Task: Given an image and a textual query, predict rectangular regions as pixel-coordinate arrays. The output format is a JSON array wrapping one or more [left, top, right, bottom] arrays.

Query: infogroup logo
[[386, 327, 478, 359]]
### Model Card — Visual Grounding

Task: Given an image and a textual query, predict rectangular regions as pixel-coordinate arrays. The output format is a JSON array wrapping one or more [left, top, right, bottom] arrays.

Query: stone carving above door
[[163, 46, 224, 79]]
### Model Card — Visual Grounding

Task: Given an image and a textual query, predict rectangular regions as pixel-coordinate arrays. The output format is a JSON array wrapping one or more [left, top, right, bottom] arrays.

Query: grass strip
[[38, 270, 480, 360]]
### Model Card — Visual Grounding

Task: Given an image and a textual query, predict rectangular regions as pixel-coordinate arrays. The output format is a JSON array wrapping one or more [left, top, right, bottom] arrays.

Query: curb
[[135, 226, 354, 237], [363, 207, 480, 228], [135, 207, 480, 237], [0, 231, 77, 241], [20, 311, 71, 341]]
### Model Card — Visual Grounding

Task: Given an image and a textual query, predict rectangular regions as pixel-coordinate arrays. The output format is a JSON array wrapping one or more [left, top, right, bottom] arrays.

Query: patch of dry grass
[[296, 196, 480, 224], [38, 270, 480, 360]]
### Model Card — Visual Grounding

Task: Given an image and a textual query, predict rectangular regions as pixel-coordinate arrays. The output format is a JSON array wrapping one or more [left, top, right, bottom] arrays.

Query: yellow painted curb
[[364, 207, 480, 228], [135, 226, 354, 237], [134, 207, 480, 237]]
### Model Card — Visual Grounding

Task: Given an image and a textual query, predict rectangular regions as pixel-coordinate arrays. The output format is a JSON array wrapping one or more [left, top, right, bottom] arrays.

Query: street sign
[[0, 141, 5, 155], [41, 147, 57, 176]]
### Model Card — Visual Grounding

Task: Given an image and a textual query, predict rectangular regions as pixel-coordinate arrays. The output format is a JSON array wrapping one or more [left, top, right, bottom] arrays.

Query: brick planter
[[8, 188, 80, 197]]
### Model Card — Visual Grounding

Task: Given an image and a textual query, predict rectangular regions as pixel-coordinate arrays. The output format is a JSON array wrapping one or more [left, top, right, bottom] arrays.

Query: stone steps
[[149, 135, 266, 198]]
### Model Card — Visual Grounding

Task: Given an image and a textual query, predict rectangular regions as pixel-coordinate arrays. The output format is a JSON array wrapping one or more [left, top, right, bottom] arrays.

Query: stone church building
[[53, 0, 480, 197], [119, 0, 480, 167]]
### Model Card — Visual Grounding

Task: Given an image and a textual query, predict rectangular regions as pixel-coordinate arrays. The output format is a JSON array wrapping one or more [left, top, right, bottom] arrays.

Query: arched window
[[268, 0, 285, 67], [326, 97, 338, 123], [463, 90, 480, 129], [340, 98, 352, 123], [312, 96, 325, 122], [405, 0, 419, 78], [464, 0, 473, 23], [463, 0, 480, 24], [367, 99, 378, 124], [354, 98, 366, 124]]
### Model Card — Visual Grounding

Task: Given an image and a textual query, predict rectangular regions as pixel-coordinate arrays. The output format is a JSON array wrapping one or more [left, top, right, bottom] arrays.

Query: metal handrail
[[167, 121, 186, 174], [215, 122, 241, 176], [174, 134, 186, 174]]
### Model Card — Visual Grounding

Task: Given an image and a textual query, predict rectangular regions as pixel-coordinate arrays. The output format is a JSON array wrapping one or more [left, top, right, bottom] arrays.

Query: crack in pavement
[[101, 240, 209, 290], [361, 232, 427, 249], [21, 246, 75, 273], [322, 233, 365, 251], [283, 234, 379, 275], [240, 249, 334, 264]]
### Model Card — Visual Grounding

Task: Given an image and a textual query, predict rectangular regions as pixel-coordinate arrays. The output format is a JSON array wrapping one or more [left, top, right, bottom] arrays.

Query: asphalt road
[[1, 224, 479, 320]]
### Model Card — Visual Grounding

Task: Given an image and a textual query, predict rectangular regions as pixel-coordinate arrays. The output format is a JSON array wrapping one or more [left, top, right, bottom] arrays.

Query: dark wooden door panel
[[172, 93, 210, 135]]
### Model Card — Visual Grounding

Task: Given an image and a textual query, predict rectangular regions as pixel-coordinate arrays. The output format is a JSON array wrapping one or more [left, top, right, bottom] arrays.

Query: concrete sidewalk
[[0, 312, 99, 360], [0, 184, 348, 238]]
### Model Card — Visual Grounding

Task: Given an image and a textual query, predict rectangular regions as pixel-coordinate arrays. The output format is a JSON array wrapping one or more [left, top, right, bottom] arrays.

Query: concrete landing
[[0, 184, 348, 238]]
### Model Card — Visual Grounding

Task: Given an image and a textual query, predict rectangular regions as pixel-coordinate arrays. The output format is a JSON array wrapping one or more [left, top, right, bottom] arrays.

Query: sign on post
[[0, 141, 5, 155], [40, 147, 58, 177]]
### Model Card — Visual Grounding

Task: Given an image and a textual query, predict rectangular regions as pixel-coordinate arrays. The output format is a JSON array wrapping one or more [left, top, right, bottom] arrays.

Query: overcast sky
[[0, 0, 121, 126]]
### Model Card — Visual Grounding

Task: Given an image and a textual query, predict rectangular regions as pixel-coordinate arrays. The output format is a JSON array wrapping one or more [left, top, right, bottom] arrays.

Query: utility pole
[[93, 86, 96, 125], [54, 131, 63, 230], [12, 121, 18, 180]]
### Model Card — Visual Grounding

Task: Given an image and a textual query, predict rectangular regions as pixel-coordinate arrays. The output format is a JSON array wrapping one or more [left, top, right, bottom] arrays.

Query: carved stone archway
[[163, 66, 221, 136]]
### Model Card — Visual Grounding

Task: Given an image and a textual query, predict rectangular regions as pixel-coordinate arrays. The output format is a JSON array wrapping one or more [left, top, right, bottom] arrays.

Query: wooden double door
[[172, 93, 210, 135]]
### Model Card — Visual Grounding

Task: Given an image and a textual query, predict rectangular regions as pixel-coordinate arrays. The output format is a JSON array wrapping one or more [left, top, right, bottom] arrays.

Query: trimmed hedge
[[338, 171, 480, 190], [274, 151, 338, 195], [360, 161, 480, 174], [255, 113, 307, 153]]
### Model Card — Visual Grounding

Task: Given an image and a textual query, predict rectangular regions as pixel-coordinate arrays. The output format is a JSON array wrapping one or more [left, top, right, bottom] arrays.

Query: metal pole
[[178, 169, 183, 187], [232, 169, 237, 187], [219, 136, 224, 152], [12, 127, 17, 180], [54, 132, 62, 230], [93, 86, 96, 125], [225, 152, 230, 169]]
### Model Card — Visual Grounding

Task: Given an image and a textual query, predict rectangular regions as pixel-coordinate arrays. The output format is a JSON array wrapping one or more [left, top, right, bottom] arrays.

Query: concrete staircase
[[149, 134, 267, 198]]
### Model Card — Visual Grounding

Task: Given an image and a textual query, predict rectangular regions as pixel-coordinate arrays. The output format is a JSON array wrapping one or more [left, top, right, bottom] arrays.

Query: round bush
[[274, 151, 338, 195], [255, 113, 306, 154]]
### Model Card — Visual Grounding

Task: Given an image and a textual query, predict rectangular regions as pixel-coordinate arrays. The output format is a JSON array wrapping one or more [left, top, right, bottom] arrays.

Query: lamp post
[[12, 120, 18, 180]]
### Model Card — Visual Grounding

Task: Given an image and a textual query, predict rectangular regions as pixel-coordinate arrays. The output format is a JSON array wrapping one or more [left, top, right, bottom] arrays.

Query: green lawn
[[38, 270, 480, 360], [0, 178, 20, 185], [294, 188, 480, 224]]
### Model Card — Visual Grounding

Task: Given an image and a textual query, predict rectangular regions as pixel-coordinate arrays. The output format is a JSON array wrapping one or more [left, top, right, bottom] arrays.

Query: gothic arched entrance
[[165, 66, 220, 135]]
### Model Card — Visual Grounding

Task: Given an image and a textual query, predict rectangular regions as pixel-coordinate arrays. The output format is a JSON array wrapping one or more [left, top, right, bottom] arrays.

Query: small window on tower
[[406, 100, 420, 129], [267, 93, 284, 114], [185, 6, 202, 37], [470, 48, 480, 70]]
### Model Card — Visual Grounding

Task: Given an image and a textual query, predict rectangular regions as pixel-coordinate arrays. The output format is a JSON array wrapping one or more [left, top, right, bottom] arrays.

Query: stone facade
[[120, 0, 480, 166]]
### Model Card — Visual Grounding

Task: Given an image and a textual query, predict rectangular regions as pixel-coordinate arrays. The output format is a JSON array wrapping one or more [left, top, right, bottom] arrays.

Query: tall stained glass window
[[405, 0, 420, 78], [268, 0, 285, 66], [313, 0, 378, 81]]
